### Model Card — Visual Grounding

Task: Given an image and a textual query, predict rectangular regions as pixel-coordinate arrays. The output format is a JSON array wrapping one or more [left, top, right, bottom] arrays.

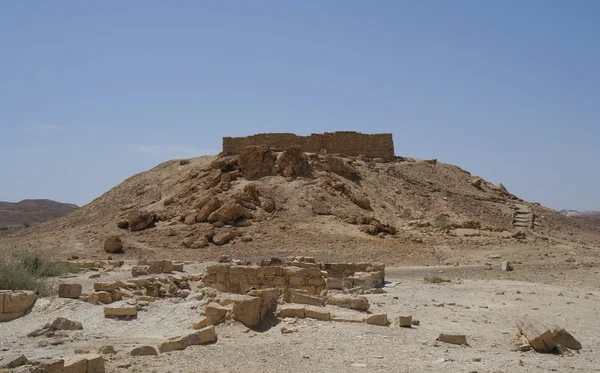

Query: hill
[[561, 210, 600, 229], [2, 147, 598, 264], [0, 199, 78, 233]]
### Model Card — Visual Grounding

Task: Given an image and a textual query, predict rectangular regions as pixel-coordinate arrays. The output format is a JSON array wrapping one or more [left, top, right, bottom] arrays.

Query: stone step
[[515, 211, 533, 216], [513, 223, 531, 228]]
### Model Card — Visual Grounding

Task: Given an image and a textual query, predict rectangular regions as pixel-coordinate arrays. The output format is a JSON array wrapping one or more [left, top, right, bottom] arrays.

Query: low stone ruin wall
[[202, 262, 385, 295], [222, 131, 395, 160]]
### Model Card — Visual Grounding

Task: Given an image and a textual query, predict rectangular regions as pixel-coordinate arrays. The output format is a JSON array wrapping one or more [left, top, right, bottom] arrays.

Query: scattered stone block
[[131, 266, 149, 277], [130, 346, 159, 356], [173, 262, 184, 272], [304, 306, 331, 321], [158, 326, 216, 353], [93, 282, 117, 292], [104, 306, 137, 318], [325, 294, 369, 311], [217, 294, 262, 327], [94, 292, 113, 304], [277, 304, 305, 319], [51, 317, 83, 331], [517, 319, 555, 352], [0, 290, 37, 322], [437, 333, 468, 346], [31, 358, 65, 373], [193, 302, 229, 329], [289, 291, 324, 307], [398, 315, 413, 328], [552, 327, 582, 351], [500, 261, 513, 272], [0, 354, 27, 369], [58, 284, 83, 299], [99, 346, 116, 355], [364, 313, 388, 326], [63, 354, 105, 373]]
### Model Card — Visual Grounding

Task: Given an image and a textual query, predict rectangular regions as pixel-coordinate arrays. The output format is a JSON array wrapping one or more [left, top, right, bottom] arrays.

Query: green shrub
[[424, 276, 451, 284], [432, 214, 452, 229], [0, 250, 78, 295]]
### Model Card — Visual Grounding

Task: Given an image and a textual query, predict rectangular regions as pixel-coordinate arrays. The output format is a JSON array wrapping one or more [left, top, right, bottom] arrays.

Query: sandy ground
[[1, 262, 600, 373]]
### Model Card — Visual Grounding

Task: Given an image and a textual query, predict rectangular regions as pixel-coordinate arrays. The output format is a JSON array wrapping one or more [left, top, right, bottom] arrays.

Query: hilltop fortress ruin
[[222, 131, 395, 160]]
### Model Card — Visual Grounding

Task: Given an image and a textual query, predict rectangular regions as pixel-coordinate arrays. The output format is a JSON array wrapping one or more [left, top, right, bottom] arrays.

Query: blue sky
[[0, 1, 598, 210]]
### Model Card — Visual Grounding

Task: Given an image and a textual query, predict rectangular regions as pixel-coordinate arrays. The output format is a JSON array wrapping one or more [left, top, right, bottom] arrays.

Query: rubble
[[517, 319, 581, 354]]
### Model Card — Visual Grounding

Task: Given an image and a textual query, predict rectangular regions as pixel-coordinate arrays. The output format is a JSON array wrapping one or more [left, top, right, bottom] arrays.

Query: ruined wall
[[222, 132, 395, 160], [202, 262, 385, 295]]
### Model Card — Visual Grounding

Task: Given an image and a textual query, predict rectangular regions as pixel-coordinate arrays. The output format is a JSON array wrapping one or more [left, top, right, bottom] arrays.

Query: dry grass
[[0, 250, 78, 295], [423, 276, 451, 284]]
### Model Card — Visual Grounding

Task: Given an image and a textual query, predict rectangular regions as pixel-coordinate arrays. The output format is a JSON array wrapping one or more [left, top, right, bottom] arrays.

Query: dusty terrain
[[2, 147, 600, 372], [1, 260, 599, 372]]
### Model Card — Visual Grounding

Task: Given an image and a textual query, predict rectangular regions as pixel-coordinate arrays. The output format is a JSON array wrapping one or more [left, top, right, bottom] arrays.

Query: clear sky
[[1, 1, 598, 210]]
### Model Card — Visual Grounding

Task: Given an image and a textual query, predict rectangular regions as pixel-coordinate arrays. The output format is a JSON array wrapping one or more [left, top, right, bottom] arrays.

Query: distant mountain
[[0, 199, 78, 232], [560, 209, 600, 228], [559, 209, 582, 216]]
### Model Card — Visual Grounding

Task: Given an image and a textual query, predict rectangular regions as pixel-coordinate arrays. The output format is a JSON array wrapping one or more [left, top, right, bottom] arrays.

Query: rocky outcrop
[[196, 197, 221, 223], [321, 155, 359, 180], [127, 211, 155, 231], [208, 201, 253, 224]]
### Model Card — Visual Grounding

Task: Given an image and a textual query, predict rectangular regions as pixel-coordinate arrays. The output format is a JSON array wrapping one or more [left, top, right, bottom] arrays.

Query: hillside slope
[[3, 150, 598, 263], [0, 199, 78, 232]]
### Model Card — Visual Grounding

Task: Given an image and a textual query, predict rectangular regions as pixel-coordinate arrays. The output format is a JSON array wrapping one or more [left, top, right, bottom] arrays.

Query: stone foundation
[[202, 261, 385, 295]]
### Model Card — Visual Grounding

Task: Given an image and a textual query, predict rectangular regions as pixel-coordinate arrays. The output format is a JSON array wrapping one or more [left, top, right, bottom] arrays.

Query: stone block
[[398, 315, 412, 328], [1, 290, 37, 314], [437, 333, 468, 346], [158, 326, 216, 353], [31, 358, 65, 373], [325, 294, 369, 311], [130, 346, 159, 356], [0, 354, 27, 369], [364, 313, 388, 326], [217, 294, 262, 327], [63, 354, 105, 373], [517, 319, 554, 352], [93, 282, 117, 292], [131, 266, 149, 277], [104, 306, 137, 318], [290, 291, 324, 306], [277, 304, 305, 319], [289, 276, 305, 286], [304, 306, 331, 321], [58, 284, 83, 299], [94, 291, 113, 304]]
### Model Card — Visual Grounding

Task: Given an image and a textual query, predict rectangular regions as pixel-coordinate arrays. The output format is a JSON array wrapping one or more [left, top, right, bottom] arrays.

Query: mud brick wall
[[222, 132, 395, 160]]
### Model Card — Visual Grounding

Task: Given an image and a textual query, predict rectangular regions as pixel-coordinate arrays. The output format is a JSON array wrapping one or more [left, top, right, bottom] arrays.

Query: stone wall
[[202, 262, 385, 295], [222, 132, 395, 160]]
